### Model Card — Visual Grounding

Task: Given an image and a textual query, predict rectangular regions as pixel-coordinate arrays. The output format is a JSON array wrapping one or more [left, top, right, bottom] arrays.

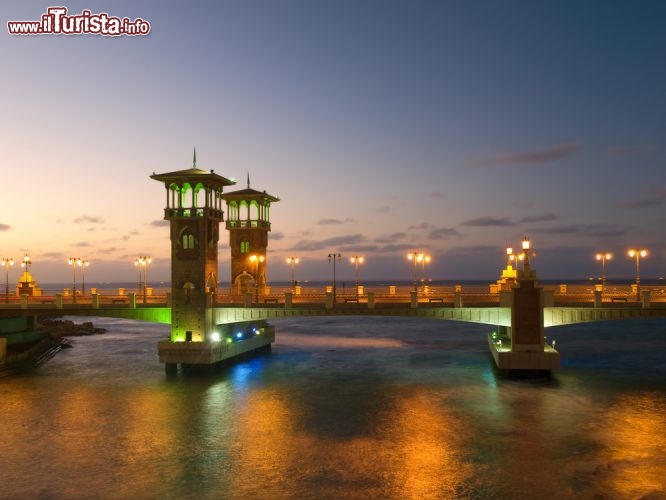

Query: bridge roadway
[[1, 291, 666, 328]]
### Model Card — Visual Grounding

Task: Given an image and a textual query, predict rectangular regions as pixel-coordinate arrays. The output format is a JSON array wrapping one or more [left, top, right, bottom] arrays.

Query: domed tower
[[220, 175, 279, 296], [150, 150, 235, 343]]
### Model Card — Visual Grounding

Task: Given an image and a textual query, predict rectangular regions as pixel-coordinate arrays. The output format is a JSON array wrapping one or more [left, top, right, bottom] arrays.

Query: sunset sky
[[2, 1, 665, 284]]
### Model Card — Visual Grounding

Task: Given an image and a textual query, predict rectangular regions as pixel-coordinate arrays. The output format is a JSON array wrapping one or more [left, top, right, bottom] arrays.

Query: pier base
[[158, 320, 275, 375], [488, 332, 560, 371]]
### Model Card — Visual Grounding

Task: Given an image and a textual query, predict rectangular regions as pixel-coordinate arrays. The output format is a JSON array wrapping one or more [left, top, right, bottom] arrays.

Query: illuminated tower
[[220, 175, 279, 295], [150, 151, 235, 342]]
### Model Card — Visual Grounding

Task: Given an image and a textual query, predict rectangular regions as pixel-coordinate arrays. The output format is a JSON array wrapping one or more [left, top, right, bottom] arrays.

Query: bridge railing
[[1, 284, 665, 311]]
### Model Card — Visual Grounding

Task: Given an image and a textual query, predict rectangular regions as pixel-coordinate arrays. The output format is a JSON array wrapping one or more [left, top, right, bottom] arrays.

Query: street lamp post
[[595, 252, 612, 291], [627, 248, 648, 300], [521, 237, 531, 267], [20, 254, 31, 288], [80, 259, 89, 296], [420, 253, 431, 291], [286, 256, 300, 288], [407, 251, 430, 293], [68, 257, 81, 303], [249, 254, 265, 303], [349, 256, 364, 294], [328, 253, 341, 302], [134, 256, 152, 304], [1, 257, 14, 303]]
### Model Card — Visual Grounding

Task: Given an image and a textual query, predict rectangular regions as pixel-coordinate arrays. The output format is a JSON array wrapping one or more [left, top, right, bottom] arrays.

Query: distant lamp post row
[[134, 256, 152, 304], [1, 257, 14, 304], [406, 251, 431, 292], [628, 248, 648, 299], [68, 257, 89, 303]]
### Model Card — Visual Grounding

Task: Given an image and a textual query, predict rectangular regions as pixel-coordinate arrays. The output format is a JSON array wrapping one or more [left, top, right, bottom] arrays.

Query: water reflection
[[1, 316, 665, 499]]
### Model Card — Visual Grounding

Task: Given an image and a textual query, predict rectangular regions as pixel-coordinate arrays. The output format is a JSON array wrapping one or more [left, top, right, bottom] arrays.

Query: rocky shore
[[39, 318, 107, 337]]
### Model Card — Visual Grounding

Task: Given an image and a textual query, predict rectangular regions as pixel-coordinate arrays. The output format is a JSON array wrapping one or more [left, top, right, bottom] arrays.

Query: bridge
[[2, 283, 665, 327]]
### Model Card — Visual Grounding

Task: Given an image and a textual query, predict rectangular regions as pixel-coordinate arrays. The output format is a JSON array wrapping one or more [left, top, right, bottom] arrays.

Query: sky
[[1, 1, 665, 284]]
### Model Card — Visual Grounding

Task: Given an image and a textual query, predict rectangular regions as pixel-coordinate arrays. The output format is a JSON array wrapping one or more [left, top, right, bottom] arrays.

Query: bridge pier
[[285, 292, 293, 309], [454, 292, 462, 308], [56, 294, 64, 309], [642, 290, 651, 309], [129, 293, 137, 309], [325, 292, 334, 309], [488, 259, 560, 373], [410, 291, 417, 309], [367, 292, 375, 309], [92, 293, 100, 309]]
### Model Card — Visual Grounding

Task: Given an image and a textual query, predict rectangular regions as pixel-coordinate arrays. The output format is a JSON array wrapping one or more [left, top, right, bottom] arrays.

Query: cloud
[[290, 234, 365, 252], [374, 243, 415, 253], [317, 218, 356, 225], [0, 224, 11, 231], [73, 241, 92, 247], [443, 245, 500, 258], [378, 206, 393, 215], [467, 142, 578, 167], [428, 228, 462, 240], [617, 188, 666, 209], [339, 244, 379, 253], [97, 247, 122, 255], [40, 251, 66, 260], [519, 213, 558, 223], [271, 232, 285, 240], [460, 216, 514, 227], [375, 232, 407, 243], [429, 192, 445, 199], [534, 223, 627, 238], [607, 144, 653, 157], [408, 222, 433, 230], [150, 220, 170, 227], [74, 215, 105, 224]]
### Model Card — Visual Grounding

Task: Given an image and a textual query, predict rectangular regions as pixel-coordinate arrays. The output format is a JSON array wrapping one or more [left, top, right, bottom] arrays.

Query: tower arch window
[[240, 240, 250, 254], [183, 233, 195, 249], [179, 227, 197, 251]]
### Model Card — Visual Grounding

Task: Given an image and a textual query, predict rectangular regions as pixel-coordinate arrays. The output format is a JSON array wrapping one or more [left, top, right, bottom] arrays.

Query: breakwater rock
[[40, 319, 107, 337]]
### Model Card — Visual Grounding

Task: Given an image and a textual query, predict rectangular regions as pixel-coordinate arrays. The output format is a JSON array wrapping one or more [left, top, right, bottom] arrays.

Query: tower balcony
[[164, 207, 225, 219], [226, 220, 271, 230]]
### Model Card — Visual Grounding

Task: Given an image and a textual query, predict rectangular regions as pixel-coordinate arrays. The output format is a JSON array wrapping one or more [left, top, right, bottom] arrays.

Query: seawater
[[1, 316, 665, 499]]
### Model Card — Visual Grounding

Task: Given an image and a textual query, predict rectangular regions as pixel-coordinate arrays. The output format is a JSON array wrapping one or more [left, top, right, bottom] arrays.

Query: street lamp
[[20, 254, 31, 288], [627, 248, 648, 300], [506, 247, 524, 269], [328, 253, 341, 302], [80, 259, 90, 296], [249, 254, 265, 302], [68, 257, 82, 303], [286, 256, 300, 288], [134, 256, 152, 304], [349, 256, 364, 292], [407, 251, 430, 293], [521, 237, 531, 267], [595, 252, 612, 291], [1, 257, 14, 304], [506, 247, 513, 267], [420, 253, 431, 290]]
